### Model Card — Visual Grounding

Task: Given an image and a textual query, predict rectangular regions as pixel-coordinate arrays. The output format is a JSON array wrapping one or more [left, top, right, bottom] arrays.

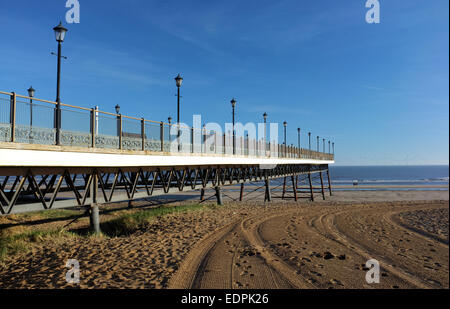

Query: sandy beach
[[0, 188, 448, 289]]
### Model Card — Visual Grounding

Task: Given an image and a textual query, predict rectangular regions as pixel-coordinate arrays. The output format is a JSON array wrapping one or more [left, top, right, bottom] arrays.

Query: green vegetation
[[31, 209, 81, 219], [0, 229, 77, 263], [101, 203, 214, 236], [0, 203, 216, 263]]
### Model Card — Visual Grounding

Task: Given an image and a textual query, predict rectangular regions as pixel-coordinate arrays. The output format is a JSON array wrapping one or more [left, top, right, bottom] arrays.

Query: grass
[[101, 203, 215, 236], [0, 229, 77, 264], [0, 202, 217, 263], [32, 209, 81, 219]]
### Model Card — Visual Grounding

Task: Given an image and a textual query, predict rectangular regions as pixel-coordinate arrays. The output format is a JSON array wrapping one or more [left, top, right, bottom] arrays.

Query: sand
[[0, 189, 448, 289]]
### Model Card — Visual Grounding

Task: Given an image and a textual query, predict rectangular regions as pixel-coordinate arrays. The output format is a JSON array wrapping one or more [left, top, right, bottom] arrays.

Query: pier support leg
[[308, 172, 314, 202], [128, 200, 134, 208], [215, 186, 223, 206], [327, 168, 333, 196], [89, 171, 101, 234], [291, 174, 298, 202], [264, 178, 272, 202], [89, 203, 100, 235], [239, 183, 244, 202], [282, 177, 287, 199], [320, 171, 326, 200], [200, 188, 205, 201]]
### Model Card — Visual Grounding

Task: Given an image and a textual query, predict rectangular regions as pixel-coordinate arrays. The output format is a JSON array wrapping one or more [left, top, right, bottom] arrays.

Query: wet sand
[[0, 189, 448, 289]]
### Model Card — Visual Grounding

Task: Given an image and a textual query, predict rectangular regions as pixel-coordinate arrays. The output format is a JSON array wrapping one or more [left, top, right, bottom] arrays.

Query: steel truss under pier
[[0, 164, 331, 215]]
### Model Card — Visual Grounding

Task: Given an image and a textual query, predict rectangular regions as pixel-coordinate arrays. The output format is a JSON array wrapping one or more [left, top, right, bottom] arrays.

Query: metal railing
[[0, 90, 334, 161]]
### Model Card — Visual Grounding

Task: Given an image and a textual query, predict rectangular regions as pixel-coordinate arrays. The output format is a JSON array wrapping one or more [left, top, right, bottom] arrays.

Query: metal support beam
[[89, 171, 100, 234], [308, 172, 314, 202], [291, 174, 298, 201], [320, 171, 326, 200], [264, 177, 272, 202], [215, 186, 223, 205], [200, 188, 205, 201], [282, 176, 287, 199], [89, 203, 100, 235], [327, 168, 333, 196]]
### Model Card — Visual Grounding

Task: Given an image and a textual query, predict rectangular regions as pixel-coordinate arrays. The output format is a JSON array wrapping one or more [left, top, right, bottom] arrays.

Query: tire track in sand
[[328, 204, 448, 288], [168, 210, 312, 289]]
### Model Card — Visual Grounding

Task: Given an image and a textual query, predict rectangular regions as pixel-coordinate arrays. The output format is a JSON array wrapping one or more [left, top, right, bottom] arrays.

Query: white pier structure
[[0, 90, 334, 232]]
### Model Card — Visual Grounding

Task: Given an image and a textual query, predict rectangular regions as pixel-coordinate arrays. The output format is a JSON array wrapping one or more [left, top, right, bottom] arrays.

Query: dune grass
[[0, 229, 78, 264], [0, 202, 216, 263], [101, 203, 214, 236]]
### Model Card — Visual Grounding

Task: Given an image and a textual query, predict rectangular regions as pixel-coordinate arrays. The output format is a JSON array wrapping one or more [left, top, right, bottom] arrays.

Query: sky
[[0, 0, 448, 166]]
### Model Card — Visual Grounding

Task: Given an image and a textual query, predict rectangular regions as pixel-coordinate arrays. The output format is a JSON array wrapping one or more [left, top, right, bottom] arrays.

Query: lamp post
[[174, 74, 183, 151], [168, 116, 172, 126], [328, 140, 331, 154], [297, 128, 301, 149], [231, 98, 236, 155], [332, 142, 335, 155], [323, 138, 325, 153], [53, 22, 67, 145], [308, 132, 311, 151], [27, 86, 35, 128], [283, 121, 287, 157], [317, 136, 319, 152], [115, 104, 121, 137]]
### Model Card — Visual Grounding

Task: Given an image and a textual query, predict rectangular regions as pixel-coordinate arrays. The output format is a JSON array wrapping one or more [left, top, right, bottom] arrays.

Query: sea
[[329, 165, 449, 191], [0, 165, 448, 192]]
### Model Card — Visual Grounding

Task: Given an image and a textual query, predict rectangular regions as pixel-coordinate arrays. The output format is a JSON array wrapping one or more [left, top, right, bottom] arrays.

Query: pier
[[0, 90, 334, 232]]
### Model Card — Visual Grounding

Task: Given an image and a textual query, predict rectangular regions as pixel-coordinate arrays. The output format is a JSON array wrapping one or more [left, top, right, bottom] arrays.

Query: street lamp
[[317, 136, 319, 152], [174, 74, 183, 124], [297, 128, 301, 149], [323, 138, 325, 153], [332, 142, 335, 155], [168, 116, 172, 125], [27, 86, 35, 128], [283, 121, 287, 157], [308, 132, 311, 151], [174, 74, 183, 151], [115, 104, 121, 137], [53, 22, 67, 145], [328, 140, 331, 154], [231, 98, 236, 155]]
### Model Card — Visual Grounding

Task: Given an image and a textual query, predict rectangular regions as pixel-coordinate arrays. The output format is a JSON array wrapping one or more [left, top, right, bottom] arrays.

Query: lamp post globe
[[27, 86, 35, 128]]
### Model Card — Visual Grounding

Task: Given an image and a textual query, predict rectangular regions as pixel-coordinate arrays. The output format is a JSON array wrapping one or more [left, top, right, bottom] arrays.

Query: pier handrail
[[0, 90, 334, 161]]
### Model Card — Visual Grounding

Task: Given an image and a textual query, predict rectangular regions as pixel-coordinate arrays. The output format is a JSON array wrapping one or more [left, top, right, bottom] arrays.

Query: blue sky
[[0, 0, 448, 165]]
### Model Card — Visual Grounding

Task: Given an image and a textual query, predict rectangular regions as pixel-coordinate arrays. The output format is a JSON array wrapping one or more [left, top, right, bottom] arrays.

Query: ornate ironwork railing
[[0, 90, 334, 161]]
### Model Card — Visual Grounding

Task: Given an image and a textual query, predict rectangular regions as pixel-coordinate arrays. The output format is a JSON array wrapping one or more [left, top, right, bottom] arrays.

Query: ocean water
[[329, 165, 449, 191]]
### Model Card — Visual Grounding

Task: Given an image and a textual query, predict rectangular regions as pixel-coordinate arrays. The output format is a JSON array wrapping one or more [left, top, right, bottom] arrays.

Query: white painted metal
[[0, 149, 334, 167]]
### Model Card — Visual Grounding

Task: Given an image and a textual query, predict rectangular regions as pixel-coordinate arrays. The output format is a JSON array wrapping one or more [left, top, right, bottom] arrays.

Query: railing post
[[118, 114, 123, 150], [10, 92, 16, 142], [90, 108, 95, 147], [160, 122, 164, 152], [203, 127, 206, 153], [141, 118, 145, 151], [191, 127, 194, 154], [223, 133, 226, 155]]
